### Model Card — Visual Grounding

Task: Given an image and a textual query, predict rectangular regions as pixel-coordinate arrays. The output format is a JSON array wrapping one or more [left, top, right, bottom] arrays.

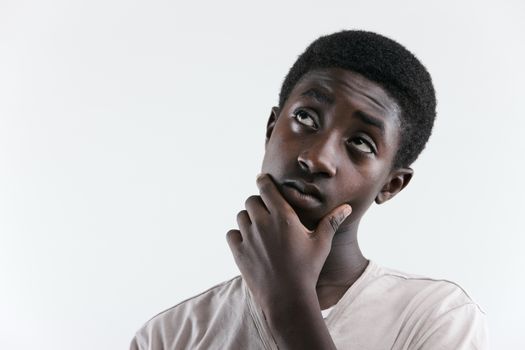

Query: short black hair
[[278, 30, 436, 168]]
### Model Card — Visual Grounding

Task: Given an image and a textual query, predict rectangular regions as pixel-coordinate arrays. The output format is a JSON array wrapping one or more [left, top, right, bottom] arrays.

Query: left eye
[[292, 109, 317, 128], [349, 138, 374, 154]]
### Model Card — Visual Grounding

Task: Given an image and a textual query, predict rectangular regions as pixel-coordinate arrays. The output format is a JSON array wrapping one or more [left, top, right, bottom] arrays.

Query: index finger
[[256, 173, 295, 214]]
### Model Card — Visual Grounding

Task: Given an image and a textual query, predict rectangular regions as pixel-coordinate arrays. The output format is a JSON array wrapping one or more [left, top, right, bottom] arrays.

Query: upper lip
[[283, 179, 324, 202]]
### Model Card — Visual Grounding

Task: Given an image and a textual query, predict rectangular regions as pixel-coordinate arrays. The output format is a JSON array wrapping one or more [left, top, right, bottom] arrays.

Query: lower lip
[[282, 184, 322, 209]]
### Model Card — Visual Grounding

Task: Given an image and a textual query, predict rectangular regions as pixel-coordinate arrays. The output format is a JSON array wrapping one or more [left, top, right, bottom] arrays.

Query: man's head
[[261, 30, 436, 230], [280, 30, 436, 169]]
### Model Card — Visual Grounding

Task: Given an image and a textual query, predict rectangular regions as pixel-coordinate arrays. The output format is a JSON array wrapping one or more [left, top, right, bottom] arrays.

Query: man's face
[[261, 68, 403, 230]]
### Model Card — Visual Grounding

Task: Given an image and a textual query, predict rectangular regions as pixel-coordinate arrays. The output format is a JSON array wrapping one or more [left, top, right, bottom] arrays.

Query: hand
[[226, 173, 352, 310]]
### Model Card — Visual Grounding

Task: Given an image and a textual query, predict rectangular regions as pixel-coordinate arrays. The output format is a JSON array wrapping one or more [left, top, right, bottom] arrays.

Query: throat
[[316, 258, 369, 310], [315, 227, 369, 310]]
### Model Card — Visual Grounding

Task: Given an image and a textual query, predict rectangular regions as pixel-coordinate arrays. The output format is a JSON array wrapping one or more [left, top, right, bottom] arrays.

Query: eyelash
[[291, 108, 377, 155], [292, 108, 318, 129], [347, 137, 376, 154]]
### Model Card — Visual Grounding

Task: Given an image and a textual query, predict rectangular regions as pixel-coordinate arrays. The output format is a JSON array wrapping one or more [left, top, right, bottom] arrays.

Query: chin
[[293, 207, 324, 231]]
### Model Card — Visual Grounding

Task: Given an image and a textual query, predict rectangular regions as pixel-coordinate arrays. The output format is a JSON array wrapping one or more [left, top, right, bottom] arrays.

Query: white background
[[1, 0, 524, 349]]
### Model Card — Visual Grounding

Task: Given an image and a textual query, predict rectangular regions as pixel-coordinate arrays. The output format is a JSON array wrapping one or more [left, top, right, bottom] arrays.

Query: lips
[[282, 179, 323, 202]]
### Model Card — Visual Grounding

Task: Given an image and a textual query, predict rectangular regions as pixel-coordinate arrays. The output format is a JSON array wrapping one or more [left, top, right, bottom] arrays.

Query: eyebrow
[[301, 86, 386, 134], [355, 110, 385, 134], [300, 88, 335, 105]]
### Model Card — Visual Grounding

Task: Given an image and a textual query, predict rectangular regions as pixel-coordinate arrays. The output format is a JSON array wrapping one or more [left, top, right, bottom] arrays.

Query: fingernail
[[343, 205, 352, 216], [256, 173, 264, 181]]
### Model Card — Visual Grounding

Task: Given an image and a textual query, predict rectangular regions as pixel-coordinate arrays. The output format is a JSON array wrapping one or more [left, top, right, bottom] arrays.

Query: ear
[[375, 167, 414, 204], [265, 106, 279, 145]]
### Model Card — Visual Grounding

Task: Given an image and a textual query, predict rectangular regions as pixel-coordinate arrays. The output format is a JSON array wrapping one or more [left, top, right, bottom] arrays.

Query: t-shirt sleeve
[[415, 303, 489, 350], [129, 337, 138, 350], [129, 334, 144, 350]]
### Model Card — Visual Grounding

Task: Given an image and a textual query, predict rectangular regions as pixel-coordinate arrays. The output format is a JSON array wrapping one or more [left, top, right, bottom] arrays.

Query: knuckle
[[258, 179, 271, 192], [226, 229, 242, 244], [283, 207, 295, 218], [256, 173, 268, 185], [329, 216, 338, 232], [244, 195, 260, 207], [236, 210, 246, 221], [279, 215, 293, 227]]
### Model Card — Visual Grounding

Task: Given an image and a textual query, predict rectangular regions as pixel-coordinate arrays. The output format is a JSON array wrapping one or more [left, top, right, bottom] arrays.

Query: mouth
[[281, 179, 323, 208]]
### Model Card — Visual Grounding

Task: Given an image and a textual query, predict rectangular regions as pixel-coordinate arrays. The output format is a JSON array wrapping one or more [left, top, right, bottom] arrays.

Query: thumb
[[315, 204, 352, 241]]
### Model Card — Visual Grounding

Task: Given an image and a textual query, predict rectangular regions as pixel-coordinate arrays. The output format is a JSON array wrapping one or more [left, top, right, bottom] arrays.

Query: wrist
[[262, 290, 320, 328], [261, 291, 336, 349]]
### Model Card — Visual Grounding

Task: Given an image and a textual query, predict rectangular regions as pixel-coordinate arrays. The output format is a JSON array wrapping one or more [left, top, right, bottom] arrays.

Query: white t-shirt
[[130, 261, 488, 349], [321, 304, 336, 318]]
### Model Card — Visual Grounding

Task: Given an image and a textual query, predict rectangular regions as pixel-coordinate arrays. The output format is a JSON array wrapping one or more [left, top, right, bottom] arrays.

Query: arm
[[262, 291, 337, 349], [226, 174, 352, 349]]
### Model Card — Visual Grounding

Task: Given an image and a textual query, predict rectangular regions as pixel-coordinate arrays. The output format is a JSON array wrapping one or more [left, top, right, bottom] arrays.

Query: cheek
[[335, 166, 386, 207], [263, 119, 299, 160], [262, 131, 295, 174]]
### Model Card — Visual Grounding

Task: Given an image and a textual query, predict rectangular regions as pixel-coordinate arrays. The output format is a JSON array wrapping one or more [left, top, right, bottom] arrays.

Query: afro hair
[[278, 30, 437, 169]]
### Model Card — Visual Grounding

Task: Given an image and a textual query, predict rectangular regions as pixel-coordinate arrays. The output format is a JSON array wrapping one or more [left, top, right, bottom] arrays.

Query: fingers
[[232, 196, 265, 247], [243, 195, 270, 230], [256, 173, 294, 214], [226, 229, 242, 248], [236, 210, 251, 234], [315, 204, 352, 241], [245, 195, 268, 215], [226, 229, 244, 267], [230, 196, 269, 252]]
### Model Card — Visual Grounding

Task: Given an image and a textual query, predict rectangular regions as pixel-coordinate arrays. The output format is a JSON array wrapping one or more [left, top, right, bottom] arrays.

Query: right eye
[[292, 109, 318, 129], [348, 137, 375, 154]]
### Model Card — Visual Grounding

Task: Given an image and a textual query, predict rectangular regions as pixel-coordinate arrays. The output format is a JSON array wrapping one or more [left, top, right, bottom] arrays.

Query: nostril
[[298, 150, 337, 178], [298, 157, 310, 171]]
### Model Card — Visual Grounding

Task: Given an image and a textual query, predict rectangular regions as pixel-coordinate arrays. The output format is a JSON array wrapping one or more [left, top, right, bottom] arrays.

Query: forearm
[[263, 291, 337, 350]]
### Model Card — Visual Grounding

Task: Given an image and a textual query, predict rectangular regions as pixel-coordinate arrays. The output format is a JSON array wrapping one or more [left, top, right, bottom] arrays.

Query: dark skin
[[227, 68, 414, 349]]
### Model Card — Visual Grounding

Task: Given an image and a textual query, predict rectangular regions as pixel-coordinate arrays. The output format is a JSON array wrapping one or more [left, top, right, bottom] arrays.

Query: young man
[[130, 30, 488, 349]]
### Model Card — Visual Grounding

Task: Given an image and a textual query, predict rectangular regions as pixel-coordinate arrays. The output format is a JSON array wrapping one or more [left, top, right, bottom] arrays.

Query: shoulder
[[368, 262, 488, 349], [144, 275, 244, 325], [375, 262, 485, 315], [148, 275, 244, 321], [131, 276, 245, 350]]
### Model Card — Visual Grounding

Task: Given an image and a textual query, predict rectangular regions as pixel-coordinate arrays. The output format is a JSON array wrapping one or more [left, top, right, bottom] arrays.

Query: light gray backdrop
[[1, 0, 523, 349]]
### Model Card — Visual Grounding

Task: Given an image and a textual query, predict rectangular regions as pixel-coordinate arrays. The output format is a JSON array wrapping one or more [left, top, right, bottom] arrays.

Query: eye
[[292, 109, 318, 129], [348, 137, 376, 154]]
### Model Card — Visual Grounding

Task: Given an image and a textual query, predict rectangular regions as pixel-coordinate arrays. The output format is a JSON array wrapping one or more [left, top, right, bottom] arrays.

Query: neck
[[316, 219, 369, 309]]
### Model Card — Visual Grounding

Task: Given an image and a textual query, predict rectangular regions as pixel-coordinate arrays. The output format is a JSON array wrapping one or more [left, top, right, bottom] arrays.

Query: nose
[[297, 134, 338, 177]]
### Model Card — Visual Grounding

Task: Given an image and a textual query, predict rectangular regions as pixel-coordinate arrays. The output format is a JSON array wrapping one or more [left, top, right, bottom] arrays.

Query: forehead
[[290, 68, 400, 124]]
